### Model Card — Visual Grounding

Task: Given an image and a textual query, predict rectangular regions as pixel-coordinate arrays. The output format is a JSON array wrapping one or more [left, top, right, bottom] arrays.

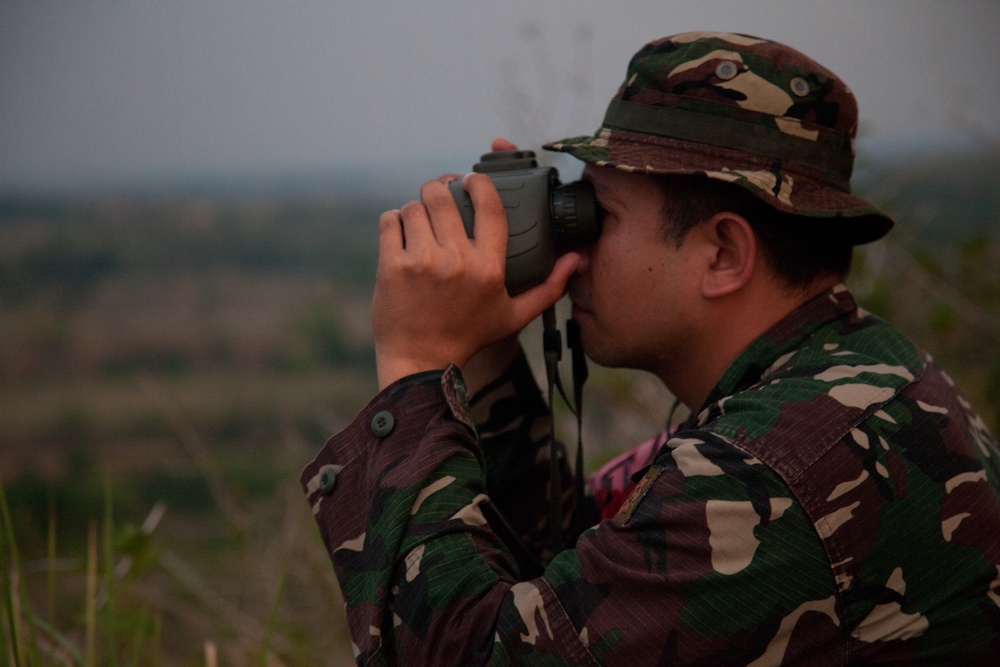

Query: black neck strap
[[541, 307, 588, 554]]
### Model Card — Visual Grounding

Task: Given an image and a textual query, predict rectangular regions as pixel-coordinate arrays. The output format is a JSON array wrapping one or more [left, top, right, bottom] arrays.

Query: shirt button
[[319, 466, 337, 495], [371, 410, 395, 437]]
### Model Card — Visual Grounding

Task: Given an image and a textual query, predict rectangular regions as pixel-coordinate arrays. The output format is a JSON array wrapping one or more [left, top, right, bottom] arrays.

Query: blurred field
[[0, 193, 382, 665], [1, 151, 999, 665]]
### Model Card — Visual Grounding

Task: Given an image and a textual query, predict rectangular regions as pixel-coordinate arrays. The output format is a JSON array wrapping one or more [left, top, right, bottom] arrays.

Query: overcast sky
[[2, 1, 998, 193]]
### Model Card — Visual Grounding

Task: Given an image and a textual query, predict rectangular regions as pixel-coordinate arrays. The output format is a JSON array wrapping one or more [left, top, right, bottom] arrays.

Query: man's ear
[[700, 212, 756, 298]]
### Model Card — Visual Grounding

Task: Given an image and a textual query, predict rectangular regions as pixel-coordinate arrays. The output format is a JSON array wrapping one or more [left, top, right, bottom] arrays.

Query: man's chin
[[568, 317, 610, 367], [571, 326, 640, 372], [570, 302, 592, 322]]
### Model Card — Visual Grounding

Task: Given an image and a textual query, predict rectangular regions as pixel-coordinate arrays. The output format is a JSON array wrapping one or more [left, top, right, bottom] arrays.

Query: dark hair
[[656, 174, 853, 290]]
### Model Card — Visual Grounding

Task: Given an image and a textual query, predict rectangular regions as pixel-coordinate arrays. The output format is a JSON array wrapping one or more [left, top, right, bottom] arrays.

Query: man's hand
[[372, 140, 579, 389]]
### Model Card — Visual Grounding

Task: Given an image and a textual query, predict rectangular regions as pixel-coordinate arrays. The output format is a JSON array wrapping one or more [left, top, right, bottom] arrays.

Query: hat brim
[[544, 128, 893, 245]]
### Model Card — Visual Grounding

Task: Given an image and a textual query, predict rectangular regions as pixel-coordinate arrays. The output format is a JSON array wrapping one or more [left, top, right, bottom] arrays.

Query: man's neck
[[663, 275, 841, 411]]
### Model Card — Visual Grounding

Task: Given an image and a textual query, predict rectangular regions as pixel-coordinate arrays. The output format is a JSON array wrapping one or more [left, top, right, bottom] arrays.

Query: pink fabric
[[588, 432, 668, 520]]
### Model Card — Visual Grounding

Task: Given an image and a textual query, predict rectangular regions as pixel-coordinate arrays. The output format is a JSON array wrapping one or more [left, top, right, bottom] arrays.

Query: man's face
[[568, 166, 704, 376]]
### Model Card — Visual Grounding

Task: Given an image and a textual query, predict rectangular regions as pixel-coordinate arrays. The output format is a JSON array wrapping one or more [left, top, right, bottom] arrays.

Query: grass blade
[[256, 567, 287, 667], [0, 481, 25, 667], [48, 496, 57, 633], [85, 521, 97, 667], [103, 479, 117, 664]]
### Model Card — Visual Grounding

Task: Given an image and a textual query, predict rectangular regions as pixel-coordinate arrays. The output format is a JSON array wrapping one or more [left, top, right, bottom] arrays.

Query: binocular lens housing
[[448, 150, 600, 295]]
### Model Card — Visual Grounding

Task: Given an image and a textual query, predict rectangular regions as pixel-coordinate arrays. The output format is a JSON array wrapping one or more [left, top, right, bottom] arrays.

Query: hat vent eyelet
[[790, 77, 810, 97], [715, 61, 738, 81]]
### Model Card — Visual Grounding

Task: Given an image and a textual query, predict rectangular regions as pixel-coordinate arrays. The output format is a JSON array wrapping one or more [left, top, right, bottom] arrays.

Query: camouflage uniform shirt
[[302, 285, 1000, 665]]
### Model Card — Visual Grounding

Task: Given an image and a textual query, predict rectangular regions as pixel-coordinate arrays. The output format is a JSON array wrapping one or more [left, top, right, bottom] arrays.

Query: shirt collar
[[691, 284, 859, 424]]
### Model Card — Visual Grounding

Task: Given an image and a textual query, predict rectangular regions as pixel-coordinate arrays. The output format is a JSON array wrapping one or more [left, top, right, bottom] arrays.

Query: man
[[302, 32, 1000, 665]]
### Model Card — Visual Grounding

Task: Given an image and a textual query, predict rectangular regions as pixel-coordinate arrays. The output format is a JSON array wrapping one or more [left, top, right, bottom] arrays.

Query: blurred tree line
[[849, 150, 1000, 435], [0, 195, 381, 303]]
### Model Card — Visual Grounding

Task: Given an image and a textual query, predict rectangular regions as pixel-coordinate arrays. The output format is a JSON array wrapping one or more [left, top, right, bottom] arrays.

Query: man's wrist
[[462, 336, 520, 397], [377, 357, 450, 390]]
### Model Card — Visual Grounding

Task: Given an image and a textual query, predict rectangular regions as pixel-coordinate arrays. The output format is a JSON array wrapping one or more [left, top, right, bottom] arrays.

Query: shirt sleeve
[[468, 348, 578, 567], [302, 369, 841, 666]]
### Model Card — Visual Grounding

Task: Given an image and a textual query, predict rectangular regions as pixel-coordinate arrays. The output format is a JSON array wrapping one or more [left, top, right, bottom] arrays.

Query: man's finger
[[464, 173, 508, 256], [491, 137, 518, 152], [420, 179, 467, 246], [510, 252, 581, 327], [378, 209, 404, 255], [434, 172, 462, 185], [398, 200, 436, 250]]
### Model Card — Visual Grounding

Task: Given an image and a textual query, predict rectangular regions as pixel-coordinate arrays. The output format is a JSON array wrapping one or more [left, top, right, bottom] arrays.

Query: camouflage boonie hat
[[544, 32, 894, 244]]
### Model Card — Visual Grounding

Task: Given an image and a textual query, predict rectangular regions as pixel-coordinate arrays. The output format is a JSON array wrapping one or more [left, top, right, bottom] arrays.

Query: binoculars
[[448, 150, 600, 295]]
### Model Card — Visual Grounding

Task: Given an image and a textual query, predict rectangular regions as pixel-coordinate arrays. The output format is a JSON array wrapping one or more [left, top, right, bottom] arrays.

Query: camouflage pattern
[[302, 285, 1000, 665], [543, 32, 894, 244]]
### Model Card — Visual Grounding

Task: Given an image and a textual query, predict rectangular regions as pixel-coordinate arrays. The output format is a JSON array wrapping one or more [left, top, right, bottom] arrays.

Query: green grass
[[1, 472, 351, 666], [0, 479, 162, 666]]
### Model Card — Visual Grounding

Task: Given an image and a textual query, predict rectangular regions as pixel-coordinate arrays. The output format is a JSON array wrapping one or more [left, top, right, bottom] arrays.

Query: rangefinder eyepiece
[[448, 150, 599, 295]]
